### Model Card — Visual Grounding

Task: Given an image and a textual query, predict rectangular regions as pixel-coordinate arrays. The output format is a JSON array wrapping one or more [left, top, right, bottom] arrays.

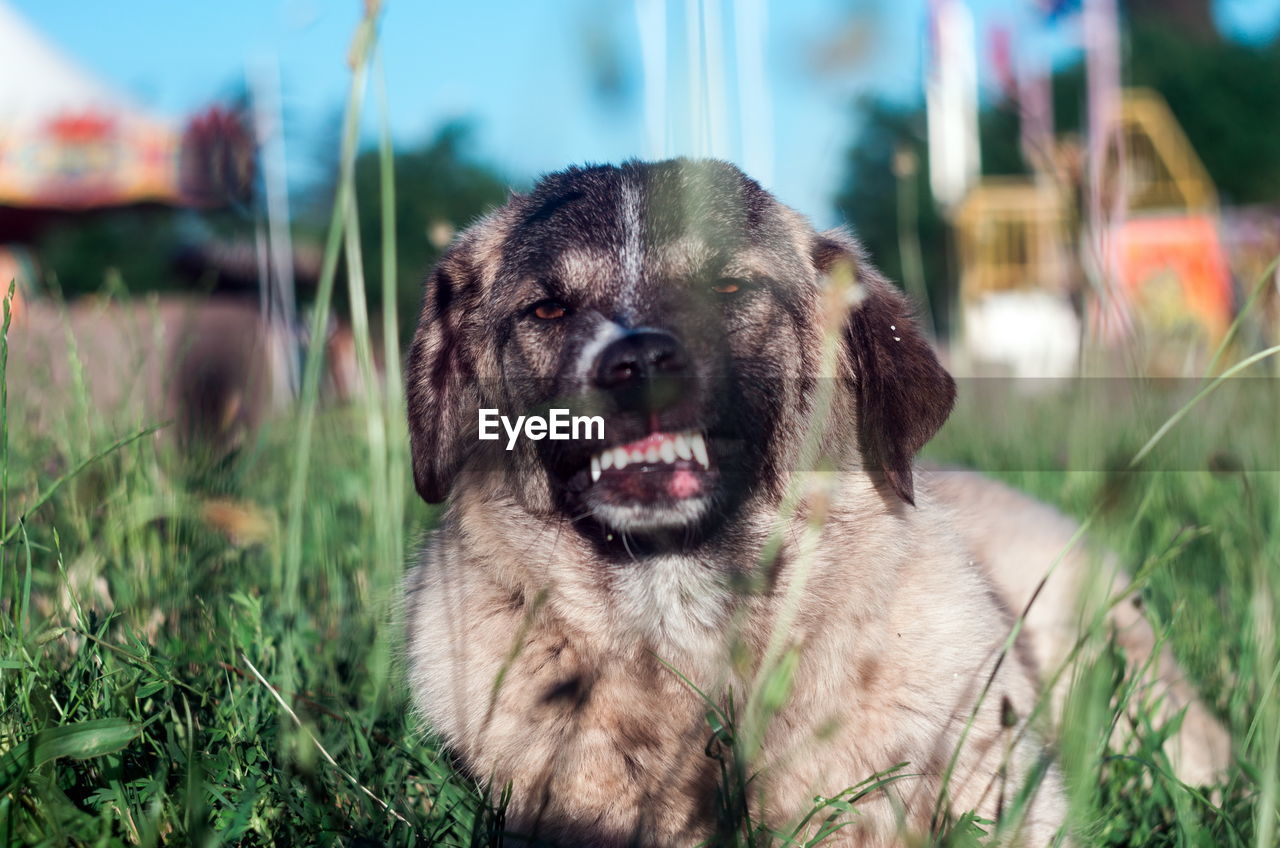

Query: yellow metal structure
[[953, 88, 1218, 304], [1110, 88, 1217, 214], [953, 178, 1067, 301]]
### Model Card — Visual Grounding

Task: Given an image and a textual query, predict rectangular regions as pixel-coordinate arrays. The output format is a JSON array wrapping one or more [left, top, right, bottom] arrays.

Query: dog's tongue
[[668, 468, 701, 498]]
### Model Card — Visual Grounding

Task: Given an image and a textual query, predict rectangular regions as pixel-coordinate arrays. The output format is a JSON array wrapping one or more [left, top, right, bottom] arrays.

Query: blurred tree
[[33, 206, 243, 298], [1126, 24, 1280, 204], [336, 121, 510, 341], [834, 97, 952, 333], [1126, 0, 1216, 42]]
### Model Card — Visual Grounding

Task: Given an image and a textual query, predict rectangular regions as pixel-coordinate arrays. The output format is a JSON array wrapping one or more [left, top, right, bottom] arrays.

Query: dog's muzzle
[[571, 327, 717, 531]]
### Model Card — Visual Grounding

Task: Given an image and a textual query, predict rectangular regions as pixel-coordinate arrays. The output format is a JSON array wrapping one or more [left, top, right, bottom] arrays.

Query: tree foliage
[[347, 121, 511, 336], [1127, 23, 1280, 205]]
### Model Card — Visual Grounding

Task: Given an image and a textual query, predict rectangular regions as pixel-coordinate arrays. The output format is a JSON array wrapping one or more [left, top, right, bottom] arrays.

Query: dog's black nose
[[593, 329, 690, 411]]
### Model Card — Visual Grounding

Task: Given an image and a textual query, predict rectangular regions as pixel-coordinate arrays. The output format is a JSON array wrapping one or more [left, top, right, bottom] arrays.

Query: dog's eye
[[531, 300, 568, 321], [711, 278, 753, 296]]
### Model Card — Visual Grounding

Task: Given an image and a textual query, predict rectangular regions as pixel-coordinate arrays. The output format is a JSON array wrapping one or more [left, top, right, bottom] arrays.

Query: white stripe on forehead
[[618, 171, 644, 322]]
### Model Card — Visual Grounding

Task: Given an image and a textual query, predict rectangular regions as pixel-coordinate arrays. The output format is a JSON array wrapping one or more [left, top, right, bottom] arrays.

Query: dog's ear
[[815, 231, 955, 505], [405, 238, 485, 504]]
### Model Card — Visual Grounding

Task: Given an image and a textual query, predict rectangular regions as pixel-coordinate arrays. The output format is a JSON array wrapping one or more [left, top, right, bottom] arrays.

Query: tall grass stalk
[[1205, 254, 1280, 376], [340, 186, 399, 714], [341, 189, 391, 562], [2, 281, 12, 570], [278, 1, 382, 700], [376, 47, 407, 611], [737, 258, 860, 765]]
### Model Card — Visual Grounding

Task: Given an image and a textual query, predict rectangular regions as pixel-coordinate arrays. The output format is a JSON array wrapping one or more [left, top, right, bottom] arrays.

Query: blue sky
[[9, 0, 1280, 227]]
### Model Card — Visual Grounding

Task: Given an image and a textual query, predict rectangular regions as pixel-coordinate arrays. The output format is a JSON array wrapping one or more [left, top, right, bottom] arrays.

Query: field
[[3, 10, 1280, 842], [1, 287, 1278, 846]]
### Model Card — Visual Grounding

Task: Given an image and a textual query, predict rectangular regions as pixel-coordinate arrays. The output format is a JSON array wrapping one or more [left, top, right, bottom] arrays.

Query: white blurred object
[[635, 0, 668, 159], [734, 0, 772, 189], [0, 1, 154, 130], [926, 0, 980, 210], [1083, 0, 1125, 294], [963, 291, 1080, 379]]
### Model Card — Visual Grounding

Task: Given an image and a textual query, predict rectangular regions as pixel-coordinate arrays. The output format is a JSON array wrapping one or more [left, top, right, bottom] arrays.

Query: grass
[[3, 6, 1280, 846], [929, 374, 1280, 846], [3, 295, 1278, 846]]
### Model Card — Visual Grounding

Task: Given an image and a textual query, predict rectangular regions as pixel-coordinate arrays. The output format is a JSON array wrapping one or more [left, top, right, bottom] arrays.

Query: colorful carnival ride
[[0, 0, 254, 310], [0, 1, 252, 214]]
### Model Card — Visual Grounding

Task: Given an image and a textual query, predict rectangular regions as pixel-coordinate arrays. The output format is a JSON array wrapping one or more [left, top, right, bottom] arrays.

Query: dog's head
[[406, 159, 953, 552]]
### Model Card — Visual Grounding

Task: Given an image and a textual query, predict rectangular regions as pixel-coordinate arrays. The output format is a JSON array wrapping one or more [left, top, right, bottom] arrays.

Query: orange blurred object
[[1113, 215, 1234, 339], [0, 244, 30, 323]]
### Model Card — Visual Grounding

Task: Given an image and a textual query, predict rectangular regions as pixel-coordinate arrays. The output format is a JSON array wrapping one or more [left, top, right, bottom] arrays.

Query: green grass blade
[[1, 280, 12, 561], [1, 718, 141, 796], [1, 423, 163, 547], [278, 4, 382, 700]]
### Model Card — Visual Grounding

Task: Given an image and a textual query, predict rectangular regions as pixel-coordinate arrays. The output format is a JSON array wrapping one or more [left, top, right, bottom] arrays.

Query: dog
[[928, 469, 1231, 790], [402, 159, 1227, 845]]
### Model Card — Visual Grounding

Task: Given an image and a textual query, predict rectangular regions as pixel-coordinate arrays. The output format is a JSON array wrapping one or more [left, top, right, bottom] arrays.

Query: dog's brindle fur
[[404, 159, 1086, 845]]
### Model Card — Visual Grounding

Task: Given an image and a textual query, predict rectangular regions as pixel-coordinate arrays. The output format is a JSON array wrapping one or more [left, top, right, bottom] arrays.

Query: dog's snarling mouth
[[588, 430, 712, 500], [563, 429, 722, 537]]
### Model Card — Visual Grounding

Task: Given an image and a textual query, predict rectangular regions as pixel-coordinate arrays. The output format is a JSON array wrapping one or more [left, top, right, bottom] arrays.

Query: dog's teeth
[[645, 445, 660, 464], [659, 440, 676, 464], [600, 450, 614, 471], [674, 434, 692, 460], [690, 434, 709, 468], [590, 455, 601, 483], [613, 447, 630, 469]]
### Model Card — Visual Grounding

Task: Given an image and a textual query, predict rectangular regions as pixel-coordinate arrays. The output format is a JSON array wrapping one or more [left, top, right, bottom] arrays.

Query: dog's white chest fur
[[611, 554, 729, 650]]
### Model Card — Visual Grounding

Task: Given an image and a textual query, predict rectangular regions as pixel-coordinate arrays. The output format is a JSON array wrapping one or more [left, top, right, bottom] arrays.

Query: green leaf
[[136, 680, 166, 699], [1, 718, 141, 796]]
